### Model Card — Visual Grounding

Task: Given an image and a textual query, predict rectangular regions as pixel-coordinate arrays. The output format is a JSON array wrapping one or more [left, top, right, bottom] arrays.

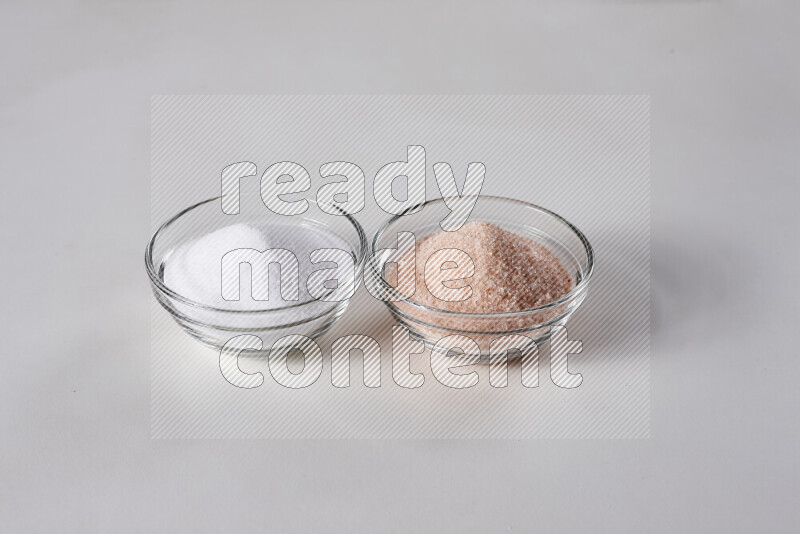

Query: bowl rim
[[369, 195, 595, 319], [145, 196, 368, 314]]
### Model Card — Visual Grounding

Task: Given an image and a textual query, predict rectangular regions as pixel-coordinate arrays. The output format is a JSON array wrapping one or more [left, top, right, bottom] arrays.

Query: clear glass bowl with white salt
[[370, 196, 594, 356], [146, 197, 367, 351]]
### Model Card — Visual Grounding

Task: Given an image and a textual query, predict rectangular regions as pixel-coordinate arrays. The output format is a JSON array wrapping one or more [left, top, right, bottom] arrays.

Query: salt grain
[[410, 221, 572, 312], [394, 221, 573, 338], [164, 222, 350, 311]]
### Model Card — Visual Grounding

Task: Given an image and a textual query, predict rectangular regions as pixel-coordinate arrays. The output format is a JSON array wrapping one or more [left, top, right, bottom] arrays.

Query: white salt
[[163, 222, 352, 311]]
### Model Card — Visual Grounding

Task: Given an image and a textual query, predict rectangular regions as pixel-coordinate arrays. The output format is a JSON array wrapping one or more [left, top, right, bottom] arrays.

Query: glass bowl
[[146, 197, 367, 352], [369, 196, 594, 356]]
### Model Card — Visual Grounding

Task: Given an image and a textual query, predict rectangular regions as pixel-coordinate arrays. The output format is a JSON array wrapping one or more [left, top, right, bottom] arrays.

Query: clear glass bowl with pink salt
[[369, 196, 594, 357]]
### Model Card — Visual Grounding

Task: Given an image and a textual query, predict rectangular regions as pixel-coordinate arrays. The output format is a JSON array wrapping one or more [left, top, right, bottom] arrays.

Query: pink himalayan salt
[[405, 221, 572, 312], [392, 222, 574, 341]]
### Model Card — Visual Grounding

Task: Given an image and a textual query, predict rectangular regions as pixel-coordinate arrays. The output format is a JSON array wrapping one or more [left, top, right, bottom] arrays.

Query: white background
[[1, 1, 798, 532]]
